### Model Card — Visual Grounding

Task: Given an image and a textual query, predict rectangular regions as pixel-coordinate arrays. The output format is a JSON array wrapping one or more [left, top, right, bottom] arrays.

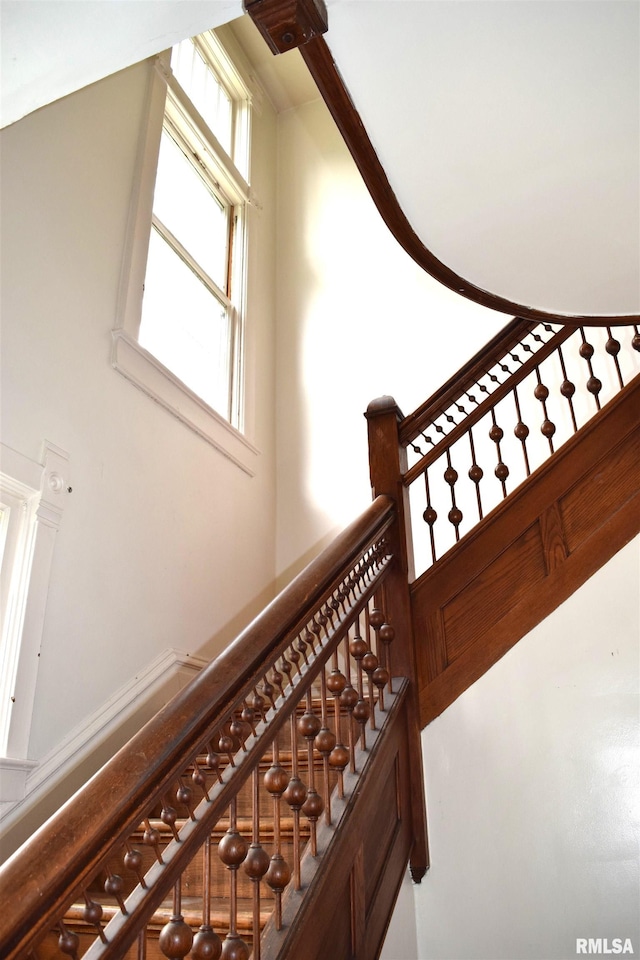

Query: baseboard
[[0, 647, 206, 853]]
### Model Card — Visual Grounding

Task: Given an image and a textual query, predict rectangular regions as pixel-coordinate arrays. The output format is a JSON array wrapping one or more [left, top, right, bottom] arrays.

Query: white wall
[[274, 94, 638, 959], [415, 536, 640, 960], [0, 54, 278, 835], [274, 96, 504, 582]]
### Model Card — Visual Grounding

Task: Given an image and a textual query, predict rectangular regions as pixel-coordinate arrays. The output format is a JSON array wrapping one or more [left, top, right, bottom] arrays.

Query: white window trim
[[113, 43, 260, 476], [0, 441, 69, 802]]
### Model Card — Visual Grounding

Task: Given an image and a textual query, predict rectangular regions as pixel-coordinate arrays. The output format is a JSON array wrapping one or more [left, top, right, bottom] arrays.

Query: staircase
[[0, 319, 637, 960]]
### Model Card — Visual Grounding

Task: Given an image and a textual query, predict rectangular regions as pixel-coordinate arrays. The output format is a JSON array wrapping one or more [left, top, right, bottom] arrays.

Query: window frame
[[0, 441, 69, 802], [113, 32, 258, 475]]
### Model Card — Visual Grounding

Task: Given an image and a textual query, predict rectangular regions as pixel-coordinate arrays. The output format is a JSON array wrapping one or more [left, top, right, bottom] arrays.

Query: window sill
[[111, 330, 258, 476]]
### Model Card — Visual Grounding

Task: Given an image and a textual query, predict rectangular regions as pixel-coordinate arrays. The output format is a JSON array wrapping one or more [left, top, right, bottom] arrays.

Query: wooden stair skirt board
[[414, 373, 640, 727]]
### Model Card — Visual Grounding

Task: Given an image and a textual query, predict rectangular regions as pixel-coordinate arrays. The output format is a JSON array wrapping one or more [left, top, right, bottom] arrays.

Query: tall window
[[139, 33, 251, 426]]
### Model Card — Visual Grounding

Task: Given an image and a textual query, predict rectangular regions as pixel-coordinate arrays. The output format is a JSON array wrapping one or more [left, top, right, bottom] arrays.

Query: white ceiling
[[2, 0, 638, 319], [0, 0, 244, 128], [323, 1, 640, 318]]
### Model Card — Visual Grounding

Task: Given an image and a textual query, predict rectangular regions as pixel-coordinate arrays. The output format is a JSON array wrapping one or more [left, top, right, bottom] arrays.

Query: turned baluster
[[270, 662, 284, 700], [137, 929, 147, 960], [376, 619, 393, 700], [176, 777, 196, 821], [218, 798, 250, 959], [283, 712, 307, 888], [605, 326, 624, 389], [362, 649, 379, 730], [632, 325, 640, 353], [251, 689, 266, 724], [314, 667, 336, 824], [578, 328, 603, 411], [349, 617, 370, 749], [422, 469, 438, 564], [340, 634, 358, 773], [368, 606, 383, 661], [489, 408, 510, 497], [161, 793, 180, 842], [192, 836, 222, 960], [104, 866, 127, 913], [280, 653, 294, 693], [124, 840, 147, 889], [557, 344, 578, 433], [243, 769, 270, 960], [262, 676, 276, 711], [229, 711, 248, 752], [244, 768, 270, 960], [192, 757, 210, 802], [57, 920, 79, 959], [368, 602, 389, 706], [444, 449, 463, 542], [287, 639, 301, 677], [533, 369, 556, 454], [158, 878, 193, 960], [83, 891, 107, 942], [143, 818, 164, 864], [264, 742, 291, 929], [467, 427, 484, 522], [326, 653, 349, 798], [299, 690, 323, 855], [218, 726, 236, 768], [297, 628, 311, 665], [241, 700, 258, 738], [512, 385, 531, 477]]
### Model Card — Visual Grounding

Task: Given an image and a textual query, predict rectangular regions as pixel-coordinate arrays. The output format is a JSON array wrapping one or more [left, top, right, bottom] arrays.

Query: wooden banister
[[0, 494, 428, 960], [374, 320, 640, 577], [366, 316, 640, 728]]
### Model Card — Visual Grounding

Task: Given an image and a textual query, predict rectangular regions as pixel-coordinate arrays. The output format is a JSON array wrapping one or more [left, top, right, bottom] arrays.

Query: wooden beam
[[244, 0, 327, 54]]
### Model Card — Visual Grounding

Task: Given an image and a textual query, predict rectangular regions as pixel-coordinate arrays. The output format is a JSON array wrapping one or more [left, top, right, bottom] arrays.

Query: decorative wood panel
[[560, 430, 640, 552], [414, 375, 640, 726], [441, 523, 547, 665]]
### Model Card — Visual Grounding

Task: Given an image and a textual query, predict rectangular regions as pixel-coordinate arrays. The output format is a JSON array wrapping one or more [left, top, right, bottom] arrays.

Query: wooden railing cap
[[365, 396, 405, 421]]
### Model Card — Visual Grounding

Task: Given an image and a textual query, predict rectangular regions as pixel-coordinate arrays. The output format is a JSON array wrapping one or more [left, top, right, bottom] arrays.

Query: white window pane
[[140, 230, 232, 418], [171, 40, 233, 155], [153, 131, 229, 291]]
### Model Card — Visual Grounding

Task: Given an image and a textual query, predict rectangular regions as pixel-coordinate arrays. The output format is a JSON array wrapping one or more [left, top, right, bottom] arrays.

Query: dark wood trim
[[244, 0, 327, 54], [299, 36, 639, 328]]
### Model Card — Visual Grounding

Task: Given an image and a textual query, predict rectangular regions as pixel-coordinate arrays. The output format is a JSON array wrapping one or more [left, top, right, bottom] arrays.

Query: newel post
[[365, 397, 429, 882]]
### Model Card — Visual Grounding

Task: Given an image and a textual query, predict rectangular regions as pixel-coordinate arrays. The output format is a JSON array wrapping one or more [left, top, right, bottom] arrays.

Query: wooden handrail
[[298, 36, 640, 328], [0, 496, 397, 959]]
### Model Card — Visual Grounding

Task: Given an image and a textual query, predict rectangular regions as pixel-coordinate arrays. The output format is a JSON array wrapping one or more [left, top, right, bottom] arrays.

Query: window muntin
[[140, 228, 233, 416], [150, 129, 231, 291], [171, 39, 233, 157], [0, 442, 69, 773], [138, 33, 250, 429]]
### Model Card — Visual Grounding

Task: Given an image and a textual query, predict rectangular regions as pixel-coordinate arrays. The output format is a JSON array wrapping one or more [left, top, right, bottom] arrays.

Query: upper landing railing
[[0, 496, 426, 960], [367, 320, 640, 582]]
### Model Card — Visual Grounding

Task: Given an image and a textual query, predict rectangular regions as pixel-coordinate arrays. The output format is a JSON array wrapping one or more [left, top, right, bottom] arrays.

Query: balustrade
[[393, 321, 640, 577], [0, 496, 421, 960]]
